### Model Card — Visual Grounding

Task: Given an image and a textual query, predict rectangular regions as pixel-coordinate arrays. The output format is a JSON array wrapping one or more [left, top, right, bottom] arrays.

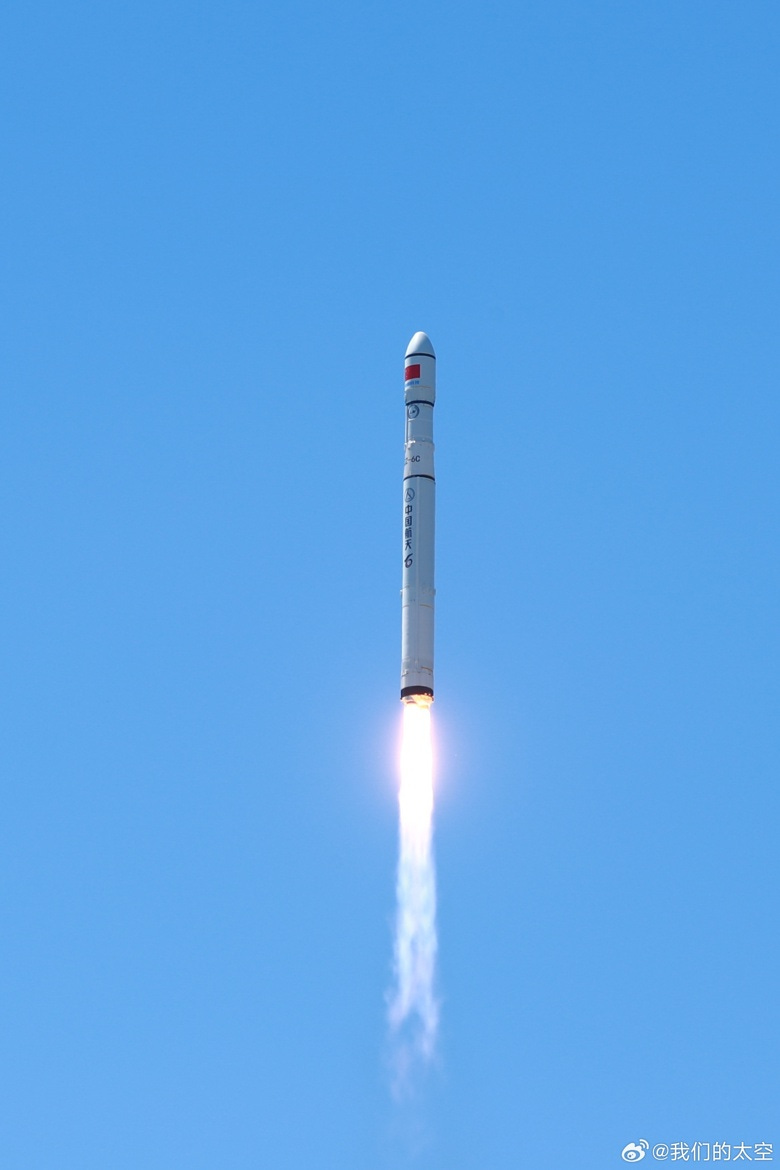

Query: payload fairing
[[401, 332, 436, 703]]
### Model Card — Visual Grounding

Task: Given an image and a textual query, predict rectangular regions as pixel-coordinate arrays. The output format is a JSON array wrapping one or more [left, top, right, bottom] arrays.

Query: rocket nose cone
[[405, 331, 435, 359]]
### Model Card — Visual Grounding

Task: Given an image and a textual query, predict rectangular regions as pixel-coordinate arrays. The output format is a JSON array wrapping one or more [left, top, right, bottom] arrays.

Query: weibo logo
[[621, 1141, 649, 1162]]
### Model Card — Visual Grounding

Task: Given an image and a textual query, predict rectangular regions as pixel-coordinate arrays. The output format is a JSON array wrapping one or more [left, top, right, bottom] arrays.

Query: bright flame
[[399, 700, 433, 842], [389, 697, 438, 1078]]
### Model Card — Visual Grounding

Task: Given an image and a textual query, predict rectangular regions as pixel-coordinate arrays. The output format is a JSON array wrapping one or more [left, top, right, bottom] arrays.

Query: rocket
[[401, 332, 436, 703]]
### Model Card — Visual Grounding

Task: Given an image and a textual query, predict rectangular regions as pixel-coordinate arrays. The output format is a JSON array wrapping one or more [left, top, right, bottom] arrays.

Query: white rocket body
[[401, 332, 436, 702]]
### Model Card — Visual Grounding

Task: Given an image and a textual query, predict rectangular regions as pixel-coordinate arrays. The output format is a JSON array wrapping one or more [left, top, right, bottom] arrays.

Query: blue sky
[[3, 1, 779, 1166]]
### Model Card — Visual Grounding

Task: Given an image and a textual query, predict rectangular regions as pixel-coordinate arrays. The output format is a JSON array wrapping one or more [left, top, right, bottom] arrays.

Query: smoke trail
[[388, 699, 438, 1084]]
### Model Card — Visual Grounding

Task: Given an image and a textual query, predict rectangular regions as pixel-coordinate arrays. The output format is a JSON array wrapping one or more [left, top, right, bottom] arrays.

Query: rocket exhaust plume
[[389, 696, 438, 1072], [389, 333, 439, 1083]]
